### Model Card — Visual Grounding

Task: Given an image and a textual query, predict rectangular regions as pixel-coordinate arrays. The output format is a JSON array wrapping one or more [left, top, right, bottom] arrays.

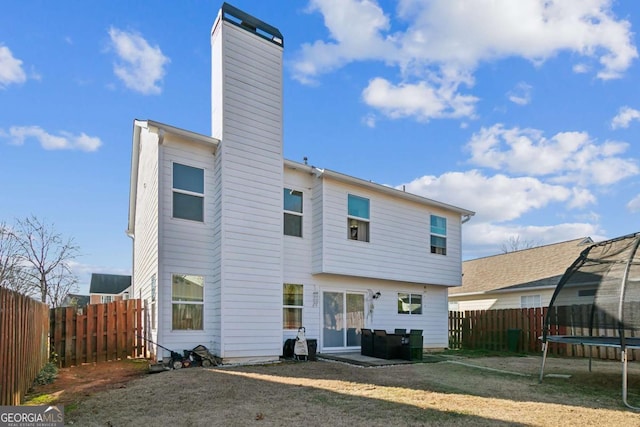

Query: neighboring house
[[89, 273, 131, 304], [126, 3, 474, 363], [449, 237, 594, 311], [61, 293, 90, 308]]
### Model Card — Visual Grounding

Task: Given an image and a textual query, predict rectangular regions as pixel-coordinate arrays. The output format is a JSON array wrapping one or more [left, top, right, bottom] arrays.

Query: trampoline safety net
[[543, 232, 640, 344]]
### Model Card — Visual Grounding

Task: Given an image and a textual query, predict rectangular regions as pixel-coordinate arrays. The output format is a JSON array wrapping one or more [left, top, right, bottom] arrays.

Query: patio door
[[322, 291, 365, 350]]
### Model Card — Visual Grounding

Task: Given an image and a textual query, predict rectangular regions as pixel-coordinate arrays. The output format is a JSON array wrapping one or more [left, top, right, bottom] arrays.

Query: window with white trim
[[398, 293, 422, 315], [172, 274, 204, 330], [284, 188, 303, 237], [101, 295, 113, 304], [430, 215, 447, 255], [348, 194, 370, 242], [173, 163, 204, 222], [520, 294, 541, 308], [283, 284, 303, 329]]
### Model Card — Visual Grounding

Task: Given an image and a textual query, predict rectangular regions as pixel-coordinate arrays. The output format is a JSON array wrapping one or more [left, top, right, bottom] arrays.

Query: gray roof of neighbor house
[[451, 237, 594, 296], [89, 273, 131, 295]]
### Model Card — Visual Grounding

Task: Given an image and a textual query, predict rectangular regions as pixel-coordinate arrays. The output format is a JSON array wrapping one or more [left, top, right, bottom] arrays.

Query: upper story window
[[398, 293, 422, 315], [172, 274, 204, 330], [430, 215, 447, 255], [348, 194, 369, 242], [173, 163, 204, 222], [284, 188, 303, 237]]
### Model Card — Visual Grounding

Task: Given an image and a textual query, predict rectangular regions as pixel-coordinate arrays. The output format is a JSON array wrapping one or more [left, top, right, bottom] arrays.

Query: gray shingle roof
[[89, 273, 131, 294], [452, 237, 593, 296]]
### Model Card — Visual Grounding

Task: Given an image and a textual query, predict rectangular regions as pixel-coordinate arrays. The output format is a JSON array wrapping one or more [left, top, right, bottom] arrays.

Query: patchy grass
[[58, 356, 640, 426]]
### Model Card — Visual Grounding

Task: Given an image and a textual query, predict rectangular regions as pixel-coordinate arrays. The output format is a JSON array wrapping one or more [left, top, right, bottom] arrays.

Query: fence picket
[[50, 299, 143, 368], [449, 303, 640, 360], [0, 288, 50, 405]]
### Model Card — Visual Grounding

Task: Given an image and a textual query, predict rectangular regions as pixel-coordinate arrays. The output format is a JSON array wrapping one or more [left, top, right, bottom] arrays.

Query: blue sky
[[2, 1, 640, 294]]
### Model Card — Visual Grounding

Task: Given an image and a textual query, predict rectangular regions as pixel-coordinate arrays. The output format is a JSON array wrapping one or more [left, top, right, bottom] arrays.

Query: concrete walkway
[[318, 352, 447, 367]]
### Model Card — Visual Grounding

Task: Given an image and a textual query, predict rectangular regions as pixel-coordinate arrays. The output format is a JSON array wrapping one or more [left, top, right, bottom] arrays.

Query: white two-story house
[[127, 3, 474, 364]]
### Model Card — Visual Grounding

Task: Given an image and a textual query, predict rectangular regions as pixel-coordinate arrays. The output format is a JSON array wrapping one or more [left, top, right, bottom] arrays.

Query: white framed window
[[173, 163, 204, 222], [520, 294, 541, 308], [283, 284, 303, 329], [101, 295, 113, 304], [348, 194, 370, 242], [284, 188, 303, 237], [430, 215, 447, 255], [398, 293, 422, 315], [172, 274, 204, 330]]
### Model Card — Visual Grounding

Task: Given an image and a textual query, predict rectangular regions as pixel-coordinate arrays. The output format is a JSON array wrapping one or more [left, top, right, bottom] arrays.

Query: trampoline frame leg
[[539, 342, 548, 383], [622, 349, 640, 410]]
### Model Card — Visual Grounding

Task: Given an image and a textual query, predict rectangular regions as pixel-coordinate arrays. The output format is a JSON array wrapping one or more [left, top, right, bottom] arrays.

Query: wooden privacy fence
[[448, 305, 640, 361], [50, 299, 145, 367], [0, 287, 50, 406]]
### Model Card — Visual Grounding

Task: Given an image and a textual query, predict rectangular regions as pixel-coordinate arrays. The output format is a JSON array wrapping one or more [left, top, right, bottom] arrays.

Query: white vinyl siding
[[212, 18, 284, 360], [131, 127, 160, 350], [157, 137, 217, 354], [312, 177, 463, 286]]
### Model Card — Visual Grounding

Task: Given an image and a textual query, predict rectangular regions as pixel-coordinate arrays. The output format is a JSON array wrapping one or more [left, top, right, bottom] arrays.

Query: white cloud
[[107, 27, 170, 95], [397, 169, 607, 257], [361, 113, 376, 128], [465, 124, 639, 186], [294, 0, 637, 122], [362, 77, 478, 121], [400, 170, 571, 223], [0, 45, 27, 88], [507, 82, 532, 106], [572, 63, 589, 74], [293, 0, 396, 83], [611, 106, 640, 129], [2, 126, 102, 152], [462, 222, 604, 257], [628, 194, 640, 213]]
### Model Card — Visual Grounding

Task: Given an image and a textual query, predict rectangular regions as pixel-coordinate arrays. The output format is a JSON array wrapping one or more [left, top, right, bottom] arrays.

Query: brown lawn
[[25, 354, 640, 426]]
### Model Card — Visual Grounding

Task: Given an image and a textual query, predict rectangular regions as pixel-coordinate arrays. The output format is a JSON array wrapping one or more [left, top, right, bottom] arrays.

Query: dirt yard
[[26, 354, 640, 426]]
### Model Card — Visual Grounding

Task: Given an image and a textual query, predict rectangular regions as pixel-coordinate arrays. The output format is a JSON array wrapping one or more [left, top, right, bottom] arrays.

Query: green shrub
[[33, 362, 58, 386]]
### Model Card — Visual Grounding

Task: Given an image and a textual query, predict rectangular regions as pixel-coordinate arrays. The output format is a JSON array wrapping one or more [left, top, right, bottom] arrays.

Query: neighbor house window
[[398, 293, 422, 315], [284, 188, 303, 237], [430, 215, 447, 255], [172, 274, 204, 330], [578, 289, 597, 297], [173, 163, 204, 222], [520, 294, 541, 308], [348, 194, 370, 242], [101, 295, 113, 304], [283, 284, 303, 329]]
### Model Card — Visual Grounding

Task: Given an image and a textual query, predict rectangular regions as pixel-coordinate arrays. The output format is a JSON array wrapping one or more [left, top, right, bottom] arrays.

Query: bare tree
[[500, 235, 539, 253], [12, 216, 80, 306], [0, 222, 34, 295]]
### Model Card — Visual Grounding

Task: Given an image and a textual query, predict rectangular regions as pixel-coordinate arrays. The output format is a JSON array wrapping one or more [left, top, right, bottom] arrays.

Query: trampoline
[[539, 232, 640, 410]]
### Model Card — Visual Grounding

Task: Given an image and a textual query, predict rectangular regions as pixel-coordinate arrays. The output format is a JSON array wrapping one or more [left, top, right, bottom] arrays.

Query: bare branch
[[12, 215, 80, 304], [500, 235, 539, 253]]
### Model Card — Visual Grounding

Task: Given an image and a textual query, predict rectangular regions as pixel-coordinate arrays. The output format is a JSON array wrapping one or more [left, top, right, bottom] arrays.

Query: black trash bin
[[507, 329, 521, 352], [307, 339, 317, 361], [409, 329, 423, 361]]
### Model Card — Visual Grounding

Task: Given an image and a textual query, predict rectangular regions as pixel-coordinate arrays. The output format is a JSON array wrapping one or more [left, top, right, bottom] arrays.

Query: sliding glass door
[[322, 291, 364, 349]]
